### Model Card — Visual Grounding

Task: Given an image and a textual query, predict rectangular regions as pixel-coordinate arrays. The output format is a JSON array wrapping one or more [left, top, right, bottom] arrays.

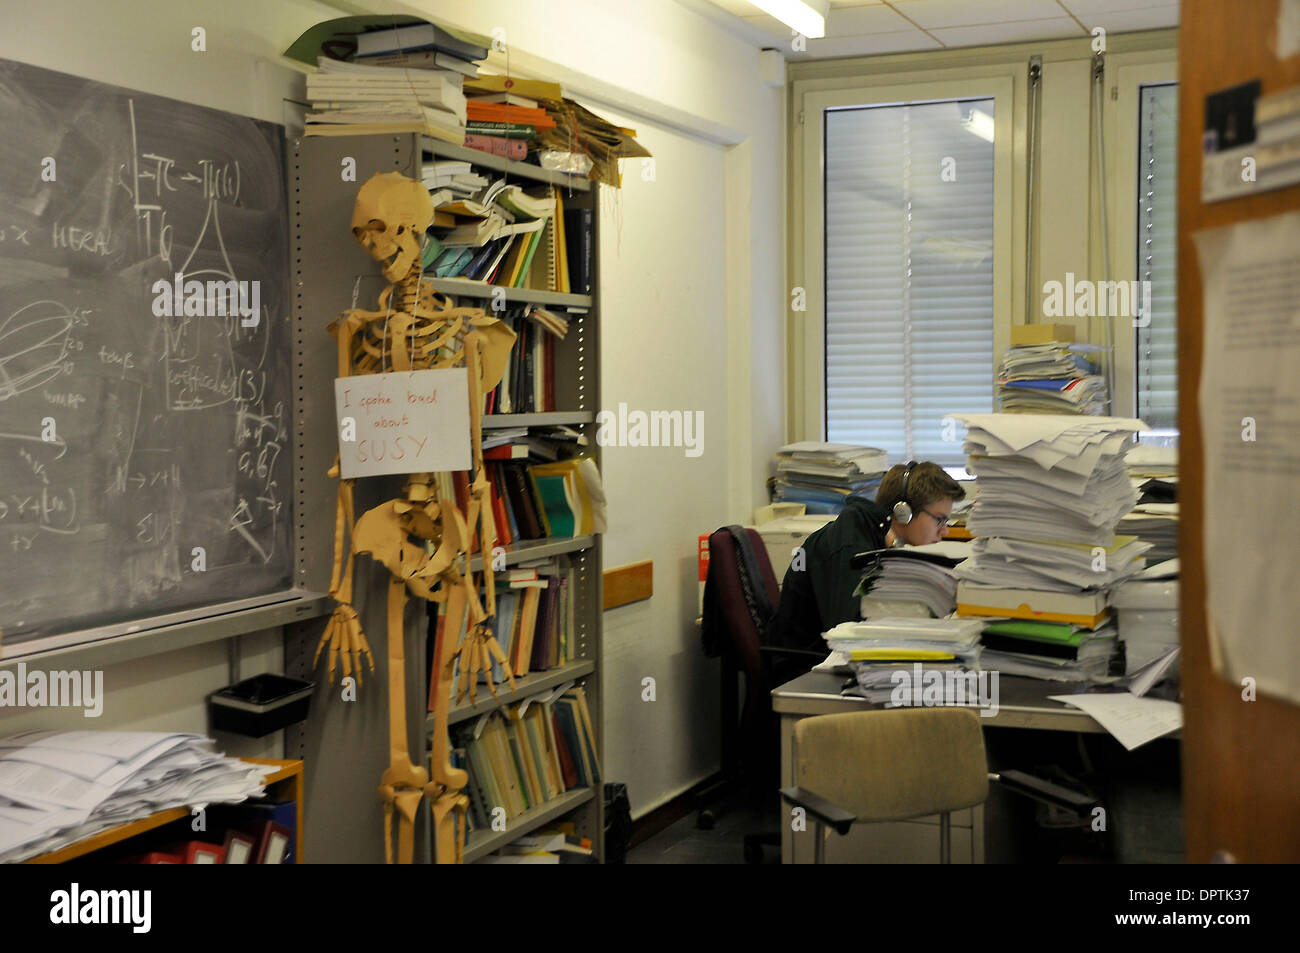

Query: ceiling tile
[[888, 0, 1077, 30], [828, 4, 918, 33], [1064, 4, 1180, 31], [928, 17, 1087, 46], [1058, 0, 1173, 15]]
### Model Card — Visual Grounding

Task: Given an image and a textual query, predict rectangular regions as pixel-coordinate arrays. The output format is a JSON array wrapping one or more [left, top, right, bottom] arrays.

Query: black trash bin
[[604, 782, 632, 864]]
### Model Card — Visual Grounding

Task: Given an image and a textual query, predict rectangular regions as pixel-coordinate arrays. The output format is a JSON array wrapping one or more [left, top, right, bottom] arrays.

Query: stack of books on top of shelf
[[0, 731, 276, 863], [948, 414, 1151, 681], [771, 442, 889, 515], [825, 618, 985, 704], [850, 542, 970, 619], [480, 827, 596, 864], [463, 87, 557, 160], [303, 21, 490, 143], [451, 688, 600, 831], [997, 341, 1107, 414]]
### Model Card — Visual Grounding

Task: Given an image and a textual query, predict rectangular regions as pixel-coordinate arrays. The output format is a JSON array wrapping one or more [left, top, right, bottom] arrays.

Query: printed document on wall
[[1194, 211, 1300, 705]]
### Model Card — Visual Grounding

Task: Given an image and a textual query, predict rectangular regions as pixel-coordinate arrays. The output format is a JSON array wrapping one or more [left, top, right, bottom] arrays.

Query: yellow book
[[464, 76, 563, 101], [848, 649, 957, 662], [507, 706, 544, 806], [554, 191, 570, 294]]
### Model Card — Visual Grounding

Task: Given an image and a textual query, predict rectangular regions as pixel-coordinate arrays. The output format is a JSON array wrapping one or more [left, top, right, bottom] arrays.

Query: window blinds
[[824, 99, 995, 466], [1136, 83, 1179, 432]]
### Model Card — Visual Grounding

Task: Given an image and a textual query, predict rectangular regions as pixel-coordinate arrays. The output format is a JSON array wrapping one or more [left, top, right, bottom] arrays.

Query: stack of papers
[[852, 542, 969, 617], [1119, 504, 1179, 564], [947, 415, 1150, 678], [997, 343, 1107, 414], [0, 731, 275, 863], [978, 619, 1118, 681], [772, 442, 888, 514], [304, 57, 475, 145], [827, 618, 984, 702]]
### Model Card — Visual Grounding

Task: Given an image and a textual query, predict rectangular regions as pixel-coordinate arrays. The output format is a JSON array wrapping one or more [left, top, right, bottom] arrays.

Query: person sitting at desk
[[766, 461, 965, 660]]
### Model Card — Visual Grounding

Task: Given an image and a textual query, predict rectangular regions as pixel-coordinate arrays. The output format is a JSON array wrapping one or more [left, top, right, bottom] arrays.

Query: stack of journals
[[481, 828, 596, 864], [978, 619, 1119, 681], [850, 542, 969, 618], [304, 23, 487, 144], [463, 90, 557, 159], [825, 618, 985, 703], [0, 731, 276, 863], [453, 688, 600, 831], [949, 414, 1151, 646], [996, 342, 1107, 414], [771, 442, 889, 515]]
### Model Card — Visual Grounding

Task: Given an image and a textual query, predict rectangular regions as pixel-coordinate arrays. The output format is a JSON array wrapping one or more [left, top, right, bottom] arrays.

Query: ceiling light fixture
[[747, 0, 830, 39]]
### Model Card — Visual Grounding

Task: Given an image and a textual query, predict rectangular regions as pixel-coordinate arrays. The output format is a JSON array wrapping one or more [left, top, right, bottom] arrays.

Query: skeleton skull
[[351, 172, 434, 282]]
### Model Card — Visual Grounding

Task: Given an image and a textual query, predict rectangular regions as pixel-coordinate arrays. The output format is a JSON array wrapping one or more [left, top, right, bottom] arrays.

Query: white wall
[[0, 0, 787, 819]]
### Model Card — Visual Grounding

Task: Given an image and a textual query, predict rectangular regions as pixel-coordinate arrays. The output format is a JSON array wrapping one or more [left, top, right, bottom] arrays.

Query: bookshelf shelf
[[483, 411, 595, 429], [422, 137, 593, 192], [439, 659, 596, 728], [464, 787, 595, 863], [427, 276, 592, 309], [466, 534, 594, 573]]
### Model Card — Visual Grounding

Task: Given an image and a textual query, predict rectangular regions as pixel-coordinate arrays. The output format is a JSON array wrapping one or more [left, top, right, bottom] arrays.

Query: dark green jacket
[[767, 496, 892, 654]]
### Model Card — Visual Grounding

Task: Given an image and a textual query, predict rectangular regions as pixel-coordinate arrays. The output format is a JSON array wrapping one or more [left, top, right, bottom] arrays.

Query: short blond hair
[[876, 462, 965, 513]]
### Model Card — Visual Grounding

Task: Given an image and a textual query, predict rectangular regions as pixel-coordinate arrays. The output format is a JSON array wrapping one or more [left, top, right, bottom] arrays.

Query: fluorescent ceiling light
[[962, 108, 995, 143], [747, 0, 830, 39]]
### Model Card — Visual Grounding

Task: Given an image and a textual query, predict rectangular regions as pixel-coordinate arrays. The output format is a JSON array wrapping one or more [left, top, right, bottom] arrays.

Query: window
[[1136, 83, 1178, 432], [823, 99, 995, 466]]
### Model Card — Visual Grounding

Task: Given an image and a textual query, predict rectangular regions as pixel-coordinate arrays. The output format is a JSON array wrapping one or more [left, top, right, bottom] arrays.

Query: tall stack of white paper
[[948, 415, 1151, 649], [0, 731, 275, 863], [853, 542, 970, 618], [826, 618, 984, 703]]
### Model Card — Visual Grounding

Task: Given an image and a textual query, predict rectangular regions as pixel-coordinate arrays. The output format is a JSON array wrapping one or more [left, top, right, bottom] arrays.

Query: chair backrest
[[706, 527, 779, 689], [794, 708, 989, 821]]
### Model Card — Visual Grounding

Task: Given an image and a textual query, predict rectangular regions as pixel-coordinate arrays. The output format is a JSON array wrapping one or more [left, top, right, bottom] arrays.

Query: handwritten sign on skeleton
[[334, 369, 471, 478]]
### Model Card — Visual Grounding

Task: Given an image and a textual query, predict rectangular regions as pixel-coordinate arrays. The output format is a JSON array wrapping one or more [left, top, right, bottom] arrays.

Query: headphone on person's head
[[892, 461, 918, 524]]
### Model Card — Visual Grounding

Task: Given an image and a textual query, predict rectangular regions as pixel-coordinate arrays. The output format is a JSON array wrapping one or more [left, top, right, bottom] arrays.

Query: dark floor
[[626, 794, 781, 864]]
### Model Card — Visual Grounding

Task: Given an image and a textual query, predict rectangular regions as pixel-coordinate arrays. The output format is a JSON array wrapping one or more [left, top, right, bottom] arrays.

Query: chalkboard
[[0, 58, 293, 645]]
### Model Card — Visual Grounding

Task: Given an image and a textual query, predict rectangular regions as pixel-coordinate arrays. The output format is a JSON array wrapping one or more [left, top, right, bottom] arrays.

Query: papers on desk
[[852, 542, 968, 617], [0, 731, 274, 863], [828, 618, 985, 704], [1048, 691, 1182, 750]]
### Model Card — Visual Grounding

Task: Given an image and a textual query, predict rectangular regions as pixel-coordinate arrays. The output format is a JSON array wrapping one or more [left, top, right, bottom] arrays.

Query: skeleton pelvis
[[352, 496, 470, 594]]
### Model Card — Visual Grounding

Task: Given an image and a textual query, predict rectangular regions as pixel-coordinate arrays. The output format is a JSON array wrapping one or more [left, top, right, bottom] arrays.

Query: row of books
[[452, 687, 601, 828], [484, 309, 569, 415], [427, 564, 576, 709]]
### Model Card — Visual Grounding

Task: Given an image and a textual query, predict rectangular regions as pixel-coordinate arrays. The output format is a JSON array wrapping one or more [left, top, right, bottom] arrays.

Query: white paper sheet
[[1194, 212, 1300, 704], [1049, 692, 1182, 750]]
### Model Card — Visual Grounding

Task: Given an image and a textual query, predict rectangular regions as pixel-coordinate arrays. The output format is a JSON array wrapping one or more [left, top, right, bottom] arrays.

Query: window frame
[[1107, 60, 1180, 425], [798, 76, 1015, 446]]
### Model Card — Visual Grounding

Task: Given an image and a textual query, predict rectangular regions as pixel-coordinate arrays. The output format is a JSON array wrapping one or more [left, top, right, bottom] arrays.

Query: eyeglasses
[[920, 509, 951, 528]]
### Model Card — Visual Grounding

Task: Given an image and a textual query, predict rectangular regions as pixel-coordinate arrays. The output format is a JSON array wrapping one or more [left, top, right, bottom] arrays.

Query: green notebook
[[981, 620, 1088, 646], [532, 473, 575, 538]]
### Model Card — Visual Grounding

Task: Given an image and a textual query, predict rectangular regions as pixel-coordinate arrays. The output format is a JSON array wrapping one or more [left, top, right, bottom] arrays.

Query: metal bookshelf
[[288, 133, 604, 864]]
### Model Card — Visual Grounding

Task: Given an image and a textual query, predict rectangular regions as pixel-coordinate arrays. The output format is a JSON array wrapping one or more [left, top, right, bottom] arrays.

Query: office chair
[[780, 708, 1096, 863], [698, 526, 823, 862]]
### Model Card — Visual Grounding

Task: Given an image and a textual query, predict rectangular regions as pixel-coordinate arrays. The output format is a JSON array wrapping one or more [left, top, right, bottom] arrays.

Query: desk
[[773, 673, 1181, 863]]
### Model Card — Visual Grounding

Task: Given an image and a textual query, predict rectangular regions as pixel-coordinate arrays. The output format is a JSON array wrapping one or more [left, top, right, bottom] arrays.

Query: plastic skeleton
[[314, 172, 517, 864]]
